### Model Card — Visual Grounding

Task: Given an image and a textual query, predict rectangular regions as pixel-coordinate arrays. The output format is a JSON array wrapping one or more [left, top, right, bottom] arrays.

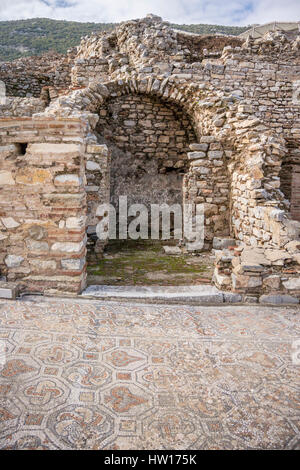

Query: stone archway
[[44, 77, 235, 253], [84, 87, 201, 272], [96, 92, 197, 231]]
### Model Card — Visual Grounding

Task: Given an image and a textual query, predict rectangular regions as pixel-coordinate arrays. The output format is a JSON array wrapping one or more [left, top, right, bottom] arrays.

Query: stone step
[[0, 282, 20, 300], [81, 284, 242, 304]]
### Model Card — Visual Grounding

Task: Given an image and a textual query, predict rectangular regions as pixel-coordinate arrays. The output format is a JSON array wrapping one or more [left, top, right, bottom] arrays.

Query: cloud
[[0, 0, 299, 26]]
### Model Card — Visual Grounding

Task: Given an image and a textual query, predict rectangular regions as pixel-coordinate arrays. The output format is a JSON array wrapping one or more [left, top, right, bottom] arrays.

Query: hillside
[[0, 18, 248, 62]]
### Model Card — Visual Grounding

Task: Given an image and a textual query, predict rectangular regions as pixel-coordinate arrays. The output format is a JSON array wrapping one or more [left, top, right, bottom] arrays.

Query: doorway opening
[[87, 92, 214, 286]]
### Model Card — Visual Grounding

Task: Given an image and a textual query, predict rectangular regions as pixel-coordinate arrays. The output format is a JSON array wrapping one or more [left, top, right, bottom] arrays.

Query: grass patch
[[88, 239, 213, 286]]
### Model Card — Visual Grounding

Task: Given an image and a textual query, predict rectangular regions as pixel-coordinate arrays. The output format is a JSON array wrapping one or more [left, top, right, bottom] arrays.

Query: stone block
[[282, 278, 300, 290], [66, 216, 86, 229], [162, 246, 181, 255], [285, 240, 300, 254], [0, 282, 20, 300], [239, 263, 264, 273], [86, 161, 101, 171], [51, 240, 86, 253], [213, 237, 236, 250], [1, 217, 20, 229], [241, 248, 270, 266], [87, 144, 108, 155], [222, 293, 243, 303], [5, 255, 24, 268], [61, 258, 85, 271], [208, 151, 223, 159], [0, 171, 15, 185], [187, 151, 206, 160], [265, 249, 291, 263], [28, 143, 80, 154], [232, 273, 262, 290], [26, 240, 49, 252], [16, 168, 52, 185], [259, 294, 299, 305], [29, 259, 57, 270], [189, 143, 209, 152], [263, 275, 281, 290], [54, 174, 82, 186], [200, 136, 216, 143]]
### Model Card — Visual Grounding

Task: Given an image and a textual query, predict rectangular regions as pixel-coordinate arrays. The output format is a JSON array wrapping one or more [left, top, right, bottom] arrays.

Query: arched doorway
[[97, 93, 197, 225], [86, 87, 215, 286]]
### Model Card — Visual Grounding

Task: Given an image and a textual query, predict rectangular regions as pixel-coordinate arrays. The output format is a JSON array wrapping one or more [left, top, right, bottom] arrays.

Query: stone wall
[[0, 52, 74, 98], [0, 117, 87, 294], [0, 97, 46, 117], [85, 143, 110, 259], [184, 137, 230, 245], [291, 166, 300, 221], [96, 94, 196, 211]]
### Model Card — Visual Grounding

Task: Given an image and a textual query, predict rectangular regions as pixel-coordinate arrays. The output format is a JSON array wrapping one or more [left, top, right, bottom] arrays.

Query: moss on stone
[[87, 239, 213, 286]]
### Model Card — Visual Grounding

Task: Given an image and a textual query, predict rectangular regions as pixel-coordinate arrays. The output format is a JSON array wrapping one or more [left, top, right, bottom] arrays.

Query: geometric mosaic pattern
[[0, 297, 299, 450]]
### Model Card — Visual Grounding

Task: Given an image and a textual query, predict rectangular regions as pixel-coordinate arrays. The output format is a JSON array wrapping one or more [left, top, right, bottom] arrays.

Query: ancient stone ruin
[[0, 14, 299, 301]]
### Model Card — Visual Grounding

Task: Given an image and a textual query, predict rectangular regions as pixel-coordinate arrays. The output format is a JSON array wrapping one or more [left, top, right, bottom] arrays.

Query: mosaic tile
[[0, 297, 299, 449]]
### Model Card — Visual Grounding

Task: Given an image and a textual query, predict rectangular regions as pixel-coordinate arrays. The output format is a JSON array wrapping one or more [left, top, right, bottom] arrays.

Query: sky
[[0, 0, 300, 26]]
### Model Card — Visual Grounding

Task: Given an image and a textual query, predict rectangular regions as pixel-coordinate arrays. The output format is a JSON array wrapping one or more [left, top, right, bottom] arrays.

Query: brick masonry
[[0, 118, 87, 294]]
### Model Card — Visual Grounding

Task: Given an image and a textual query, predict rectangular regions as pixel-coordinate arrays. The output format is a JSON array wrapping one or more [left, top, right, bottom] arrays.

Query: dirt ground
[[87, 240, 214, 286]]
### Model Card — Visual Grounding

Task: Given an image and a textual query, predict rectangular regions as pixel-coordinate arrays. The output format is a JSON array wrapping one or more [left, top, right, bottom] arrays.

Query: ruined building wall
[[0, 97, 46, 117], [0, 52, 74, 97], [0, 118, 87, 294], [68, 20, 300, 221], [96, 94, 197, 210], [0, 14, 299, 298]]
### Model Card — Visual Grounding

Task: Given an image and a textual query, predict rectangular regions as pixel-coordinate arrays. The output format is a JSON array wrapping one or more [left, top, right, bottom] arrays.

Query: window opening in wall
[[19, 143, 28, 155]]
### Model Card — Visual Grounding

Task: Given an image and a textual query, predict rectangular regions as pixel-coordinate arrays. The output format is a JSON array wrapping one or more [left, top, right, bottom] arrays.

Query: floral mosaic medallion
[[103, 384, 152, 416], [0, 298, 299, 449], [104, 348, 147, 370], [46, 404, 114, 449]]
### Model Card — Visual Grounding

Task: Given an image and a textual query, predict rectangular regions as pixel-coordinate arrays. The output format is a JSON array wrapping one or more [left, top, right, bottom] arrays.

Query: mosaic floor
[[0, 296, 299, 450]]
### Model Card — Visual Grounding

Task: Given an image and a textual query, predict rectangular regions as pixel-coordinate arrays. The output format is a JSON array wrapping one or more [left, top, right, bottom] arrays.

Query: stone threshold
[[81, 284, 241, 305], [0, 282, 299, 307], [81, 285, 300, 306]]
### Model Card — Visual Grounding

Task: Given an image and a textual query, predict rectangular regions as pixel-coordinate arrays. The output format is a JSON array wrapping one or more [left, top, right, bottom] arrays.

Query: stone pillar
[[0, 117, 87, 295], [85, 143, 110, 260], [185, 138, 230, 249]]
